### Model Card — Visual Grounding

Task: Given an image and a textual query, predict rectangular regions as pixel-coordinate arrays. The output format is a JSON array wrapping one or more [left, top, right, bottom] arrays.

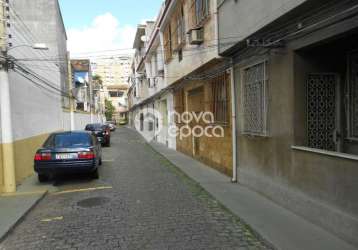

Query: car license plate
[[56, 153, 78, 160]]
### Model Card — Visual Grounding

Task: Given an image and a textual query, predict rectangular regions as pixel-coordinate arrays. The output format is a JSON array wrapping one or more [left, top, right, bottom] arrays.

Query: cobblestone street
[[0, 127, 273, 250]]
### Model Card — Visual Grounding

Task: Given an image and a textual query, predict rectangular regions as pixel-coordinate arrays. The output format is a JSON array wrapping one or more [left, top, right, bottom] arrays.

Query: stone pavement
[[0, 174, 54, 243], [0, 127, 274, 250], [149, 139, 357, 250]]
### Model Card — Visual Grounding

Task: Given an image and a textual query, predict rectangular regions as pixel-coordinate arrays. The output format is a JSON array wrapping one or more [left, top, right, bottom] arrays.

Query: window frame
[[164, 24, 173, 63], [240, 60, 269, 137], [212, 73, 229, 124], [194, 0, 210, 26], [347, 52, 358, 141], [177, 4, 186, 47]]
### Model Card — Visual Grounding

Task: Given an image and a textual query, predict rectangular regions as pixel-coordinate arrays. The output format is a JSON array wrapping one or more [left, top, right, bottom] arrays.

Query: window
[[212, 73, 228, 123], [164, 24, 173, 63], [174, 89, 185, 124], [45, 133, 92, 148], [195, 0, 210, 25], [242, 61, 268, 136], [348, 52, 358, 139], [176, 4, 186, 47], [109, 91, 124, 97]]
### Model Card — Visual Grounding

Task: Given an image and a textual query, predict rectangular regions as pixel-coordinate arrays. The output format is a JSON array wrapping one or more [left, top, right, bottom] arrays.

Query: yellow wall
[[175, 72, 233, 176], [13, 133, 50, 185], [0, 144, 3, 193]]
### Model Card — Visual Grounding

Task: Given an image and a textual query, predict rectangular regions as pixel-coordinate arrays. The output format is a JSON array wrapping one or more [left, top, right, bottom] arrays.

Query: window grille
[[242, 61, 268, 136], [307, 74, 337, 151], [348, 52, 358, 139], [212, 73, 228, 123]]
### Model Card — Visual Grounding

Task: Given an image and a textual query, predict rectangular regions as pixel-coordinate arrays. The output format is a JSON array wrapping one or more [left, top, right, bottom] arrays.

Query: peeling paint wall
[[175, 72, 233, 176]]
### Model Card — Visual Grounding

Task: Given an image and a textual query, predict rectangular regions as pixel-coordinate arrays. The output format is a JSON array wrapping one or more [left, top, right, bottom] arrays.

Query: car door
[[92, 135, 101, 160]]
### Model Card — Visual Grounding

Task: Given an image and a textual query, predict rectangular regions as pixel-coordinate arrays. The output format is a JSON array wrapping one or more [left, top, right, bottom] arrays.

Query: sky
[[58, 0, 164, 58]]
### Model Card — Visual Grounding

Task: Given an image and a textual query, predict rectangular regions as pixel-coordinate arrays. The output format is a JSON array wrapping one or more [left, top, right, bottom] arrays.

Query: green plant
[[105, 99, 115, 121]]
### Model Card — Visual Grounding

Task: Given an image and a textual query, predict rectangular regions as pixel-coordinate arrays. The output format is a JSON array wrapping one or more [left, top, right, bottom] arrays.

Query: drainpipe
[[230, 62, 238, 183]]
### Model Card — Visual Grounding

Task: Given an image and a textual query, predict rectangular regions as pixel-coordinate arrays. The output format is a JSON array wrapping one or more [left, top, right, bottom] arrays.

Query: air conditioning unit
[[188, 27, 204, 45]]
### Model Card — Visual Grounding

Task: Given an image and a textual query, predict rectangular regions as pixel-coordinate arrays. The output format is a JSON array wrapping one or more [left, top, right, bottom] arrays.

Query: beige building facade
[[92, 57, 131, 122]]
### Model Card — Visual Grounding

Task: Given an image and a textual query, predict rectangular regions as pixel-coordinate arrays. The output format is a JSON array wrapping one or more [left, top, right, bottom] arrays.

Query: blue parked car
[[34, 131, 102, 182]]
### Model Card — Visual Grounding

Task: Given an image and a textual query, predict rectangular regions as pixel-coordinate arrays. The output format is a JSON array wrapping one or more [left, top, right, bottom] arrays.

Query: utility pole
[[0, 0, 16, 193]]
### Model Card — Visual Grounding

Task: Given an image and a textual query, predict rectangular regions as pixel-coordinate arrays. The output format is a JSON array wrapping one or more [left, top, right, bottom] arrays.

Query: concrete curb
[[0, 190, 48, 243]]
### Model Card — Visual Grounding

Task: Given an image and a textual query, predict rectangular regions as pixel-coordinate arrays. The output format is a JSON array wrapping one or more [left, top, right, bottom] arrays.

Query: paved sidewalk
[[150, 141, 357, 250], [0, 175, 55, 242]]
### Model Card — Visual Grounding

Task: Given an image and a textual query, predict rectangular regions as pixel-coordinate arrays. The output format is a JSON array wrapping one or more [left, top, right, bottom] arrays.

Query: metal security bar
[[212, 73, 228, 123], [242, 61, 268, 136]]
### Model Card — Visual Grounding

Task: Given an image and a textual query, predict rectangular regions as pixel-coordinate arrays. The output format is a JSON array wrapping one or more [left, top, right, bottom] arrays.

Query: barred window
[[212, 73, 228, 123], [348, 52, 358, 139], [242, 61, 268, 136]]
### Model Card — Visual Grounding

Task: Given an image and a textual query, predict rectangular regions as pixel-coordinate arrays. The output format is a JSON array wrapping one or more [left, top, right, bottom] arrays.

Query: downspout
[[230, 61, 238, 183], [215, 0, 238, 182]]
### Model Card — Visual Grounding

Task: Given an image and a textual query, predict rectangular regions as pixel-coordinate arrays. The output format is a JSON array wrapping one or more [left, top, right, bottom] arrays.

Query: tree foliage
[[105, 99, 115, 121], [92, 74, 103, 84]]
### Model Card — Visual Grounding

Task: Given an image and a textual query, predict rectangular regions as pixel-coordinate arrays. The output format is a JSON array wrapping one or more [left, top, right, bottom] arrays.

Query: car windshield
[[44, 133, 91, 148], [85, 124, 103, 131]]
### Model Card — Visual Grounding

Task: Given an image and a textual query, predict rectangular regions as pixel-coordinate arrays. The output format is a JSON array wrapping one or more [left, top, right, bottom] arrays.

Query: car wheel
[[92, 169, 99, 179], [38, 174, 48, 183]]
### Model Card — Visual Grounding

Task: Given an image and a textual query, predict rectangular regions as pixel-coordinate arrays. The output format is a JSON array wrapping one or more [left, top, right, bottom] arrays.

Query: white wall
[[154, 93, 176, 150], [218, 0, 307, 53], [62, 111, 102, 131], [5, 0, 68, 142], [9, 71, 65, 141]]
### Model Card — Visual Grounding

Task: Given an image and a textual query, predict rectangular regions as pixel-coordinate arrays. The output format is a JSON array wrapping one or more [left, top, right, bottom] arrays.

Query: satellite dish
[[140, 35, 149, 42]]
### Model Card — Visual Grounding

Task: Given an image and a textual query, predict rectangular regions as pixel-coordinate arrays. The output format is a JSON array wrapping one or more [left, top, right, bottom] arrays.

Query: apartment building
[[128, 0, 233, 173], [218, 0, 358, 245], [92, 57, 131, 122], [70, 59, 92, 112], [91, 57, 131, 86], [161, 0, 233, 174]]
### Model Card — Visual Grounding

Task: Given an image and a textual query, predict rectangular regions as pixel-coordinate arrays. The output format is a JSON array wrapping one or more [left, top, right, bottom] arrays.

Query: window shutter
[[189, 0, 196, 29], [164, 25, 172, 63], [172, 11, 178, 51]]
